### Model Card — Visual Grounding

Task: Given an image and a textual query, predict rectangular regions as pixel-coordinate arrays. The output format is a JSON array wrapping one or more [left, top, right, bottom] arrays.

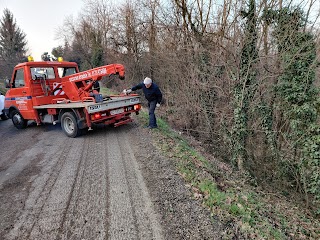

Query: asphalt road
[[0, 119, 163, 240], [0, 116, 222, 240]]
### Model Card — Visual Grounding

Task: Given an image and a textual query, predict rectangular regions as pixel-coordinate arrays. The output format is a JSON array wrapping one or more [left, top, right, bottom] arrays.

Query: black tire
[[61, 112, 81, 138], [11, 110, 28, 129]]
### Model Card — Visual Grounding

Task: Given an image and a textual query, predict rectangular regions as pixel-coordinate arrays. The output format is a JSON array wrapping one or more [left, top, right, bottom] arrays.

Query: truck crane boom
[[61, 64, 125, 102]]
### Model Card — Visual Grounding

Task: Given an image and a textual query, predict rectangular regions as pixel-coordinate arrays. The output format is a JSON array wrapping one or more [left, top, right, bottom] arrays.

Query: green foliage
[[0, 8, 28, 78], [231, 104, 248, 166], [0, 9, 27, 59], [52, 46, 64, 59], [301, 125, 320, 204], [91, 47, 104, 68], [270, 6, 320, 208], [231, 0, 258, 169], [256, 103, 277, 155]]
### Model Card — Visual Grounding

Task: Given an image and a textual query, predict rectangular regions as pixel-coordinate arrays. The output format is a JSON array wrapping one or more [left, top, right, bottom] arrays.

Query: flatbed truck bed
[[33, 95, 140, 114]]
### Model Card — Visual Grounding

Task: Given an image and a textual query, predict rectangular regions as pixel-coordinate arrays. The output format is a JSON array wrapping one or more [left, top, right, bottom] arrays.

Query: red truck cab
[[5, 60, 79, 125]]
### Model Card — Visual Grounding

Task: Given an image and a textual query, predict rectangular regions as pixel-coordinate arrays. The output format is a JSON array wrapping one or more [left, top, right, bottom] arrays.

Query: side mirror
[[5, 79, 10, 88]]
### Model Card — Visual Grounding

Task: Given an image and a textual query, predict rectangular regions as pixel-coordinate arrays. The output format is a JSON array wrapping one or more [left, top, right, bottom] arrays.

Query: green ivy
[[270, 7, 320, 209], [301, 124, 320, 210], [231, 0, 258, 169], [256, 103, 277, 156]]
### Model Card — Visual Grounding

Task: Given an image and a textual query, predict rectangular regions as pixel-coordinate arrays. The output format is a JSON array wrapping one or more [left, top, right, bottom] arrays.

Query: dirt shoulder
[[128, 121, 224, 239]]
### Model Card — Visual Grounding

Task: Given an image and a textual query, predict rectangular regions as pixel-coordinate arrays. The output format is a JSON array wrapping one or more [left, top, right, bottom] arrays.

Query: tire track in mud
[[107, 128, 163, 240], [118, 129, 164, 240], [56, 132, 109, 240], [5, 133, 84, 240], [55, 136, 90, 240], [106, 130, 138, 239]]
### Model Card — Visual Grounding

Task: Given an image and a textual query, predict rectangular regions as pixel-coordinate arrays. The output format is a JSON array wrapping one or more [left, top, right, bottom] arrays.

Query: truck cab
[[5, 60, 79, 122]]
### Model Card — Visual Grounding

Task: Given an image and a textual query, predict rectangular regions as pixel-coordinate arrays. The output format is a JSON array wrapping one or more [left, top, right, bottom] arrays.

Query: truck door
[[8, 67, 34, 119]]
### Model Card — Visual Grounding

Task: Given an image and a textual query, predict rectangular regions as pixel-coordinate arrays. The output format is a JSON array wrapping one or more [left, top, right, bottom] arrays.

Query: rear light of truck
[[134, 104, 141, 111], [91, 113, 101, 120], [124, 105, 141, 112], [91, 112, 108, 121]]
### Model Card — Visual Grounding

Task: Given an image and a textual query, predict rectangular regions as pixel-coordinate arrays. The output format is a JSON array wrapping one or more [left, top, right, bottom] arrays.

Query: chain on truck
[[4, 56, 141, 137]]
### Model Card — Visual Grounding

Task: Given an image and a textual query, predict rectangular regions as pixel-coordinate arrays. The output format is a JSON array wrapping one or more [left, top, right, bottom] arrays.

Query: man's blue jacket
[[131, 82, 162, 104]]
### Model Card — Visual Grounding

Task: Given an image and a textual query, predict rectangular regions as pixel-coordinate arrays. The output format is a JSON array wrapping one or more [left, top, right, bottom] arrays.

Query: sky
[[0, 0, 85, 60], [0, 0, 319, 61]]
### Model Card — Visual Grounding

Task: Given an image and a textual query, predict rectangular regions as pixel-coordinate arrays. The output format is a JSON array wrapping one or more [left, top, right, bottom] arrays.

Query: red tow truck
[[4, 58, 141, 137]]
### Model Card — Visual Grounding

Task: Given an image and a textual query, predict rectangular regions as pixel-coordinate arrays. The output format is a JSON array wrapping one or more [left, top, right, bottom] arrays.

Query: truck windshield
[[31, 67, 55, 79], [58, 67, 77, 78]]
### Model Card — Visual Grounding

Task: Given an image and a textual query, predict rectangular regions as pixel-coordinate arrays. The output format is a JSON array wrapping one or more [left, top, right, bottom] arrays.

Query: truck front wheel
[[61, 112, 81, 138], [11, 110, 28, 129]]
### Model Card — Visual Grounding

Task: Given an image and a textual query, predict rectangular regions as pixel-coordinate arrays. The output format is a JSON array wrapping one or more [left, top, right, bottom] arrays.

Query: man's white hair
[[143, 77, 152, 85]]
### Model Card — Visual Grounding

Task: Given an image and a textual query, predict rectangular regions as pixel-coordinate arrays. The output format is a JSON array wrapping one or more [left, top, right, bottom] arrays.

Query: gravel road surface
[[0, 118, 220, 240]]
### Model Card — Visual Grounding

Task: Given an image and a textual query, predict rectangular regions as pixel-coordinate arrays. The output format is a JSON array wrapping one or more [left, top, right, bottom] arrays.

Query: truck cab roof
[[15, 61, 78, 68]]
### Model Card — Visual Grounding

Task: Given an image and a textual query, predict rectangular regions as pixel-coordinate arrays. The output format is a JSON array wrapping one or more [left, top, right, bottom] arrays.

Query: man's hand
[[122, 89, 132, 95], [156, 103, 160, 107]]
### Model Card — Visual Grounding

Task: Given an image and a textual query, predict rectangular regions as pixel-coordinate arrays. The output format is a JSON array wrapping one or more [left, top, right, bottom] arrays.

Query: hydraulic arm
[[61, 64, 125, 102]]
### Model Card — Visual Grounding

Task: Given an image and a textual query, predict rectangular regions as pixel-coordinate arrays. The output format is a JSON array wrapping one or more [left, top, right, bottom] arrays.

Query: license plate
[[89, 105, 102, 111], [110, 108, 124, 115], [130, 97, 139, 103]]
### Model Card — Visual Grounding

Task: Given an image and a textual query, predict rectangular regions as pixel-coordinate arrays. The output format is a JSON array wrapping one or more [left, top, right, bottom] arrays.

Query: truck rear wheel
[[11, 110, 28, 129], [61, 112, 81, 138]]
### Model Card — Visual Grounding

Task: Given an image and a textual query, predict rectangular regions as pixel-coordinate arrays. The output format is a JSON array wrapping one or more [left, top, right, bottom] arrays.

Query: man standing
[[123, 77, 162, 129]]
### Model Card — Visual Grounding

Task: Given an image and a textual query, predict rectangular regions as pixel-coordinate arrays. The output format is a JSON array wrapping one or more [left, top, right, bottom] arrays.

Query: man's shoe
[[148, 126, 157, 129]]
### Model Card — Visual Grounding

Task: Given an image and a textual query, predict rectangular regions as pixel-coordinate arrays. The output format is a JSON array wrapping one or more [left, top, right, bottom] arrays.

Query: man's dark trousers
[[148, 100, 157, 128]]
